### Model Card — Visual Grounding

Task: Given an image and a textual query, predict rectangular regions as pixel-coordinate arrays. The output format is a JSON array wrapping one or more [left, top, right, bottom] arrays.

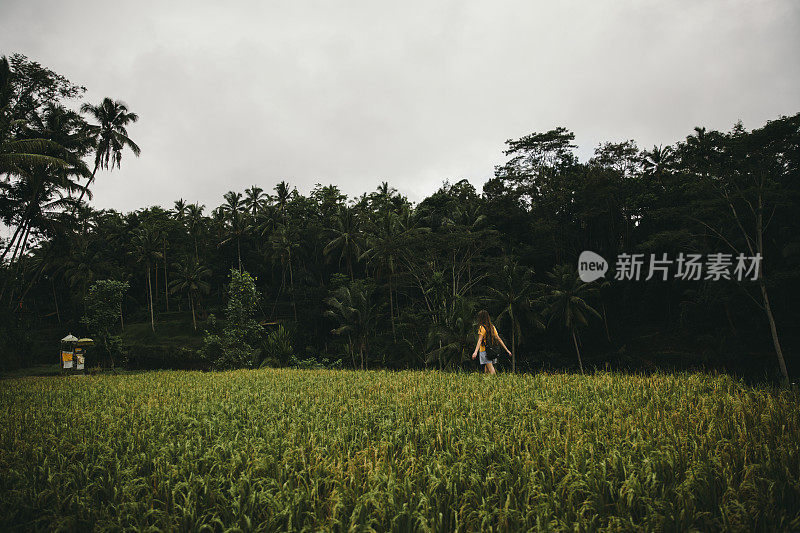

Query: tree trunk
[[163, 235, 169, 312], [289, 254, 297, 322], [2, 222, 32, 305], [760, 278, 788, 381], [147, 267, 155, 332], [348, 334, 355, 370], [190, 292, 197, 331], [237, 237, 242, 272], [511, 321, 516, 373], [6, 219, 29, 265], [73, 160, 100, 211], [348, 254, 353, 281], [389, 273, 396, 342], [0, 216, 27, 263], [755, 188, 789, 382], [154, 260, 159, 307], [602, 303, 612, 343], [14, 248, 47, 311], [572, 329, 584, 374], [724, 301, 737, 336], [51, 277, 61, 325]]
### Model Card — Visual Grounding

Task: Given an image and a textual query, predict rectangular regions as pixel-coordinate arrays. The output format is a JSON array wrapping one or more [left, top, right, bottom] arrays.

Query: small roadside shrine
[[60, 334, 93, 373]]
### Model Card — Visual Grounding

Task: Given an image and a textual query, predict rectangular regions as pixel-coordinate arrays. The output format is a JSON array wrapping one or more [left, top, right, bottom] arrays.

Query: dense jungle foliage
[[2, 53, 798, 381]]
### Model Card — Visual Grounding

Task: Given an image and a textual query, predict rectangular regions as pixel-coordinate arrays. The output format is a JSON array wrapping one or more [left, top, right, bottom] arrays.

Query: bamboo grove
[[1, 53, 799, 380]]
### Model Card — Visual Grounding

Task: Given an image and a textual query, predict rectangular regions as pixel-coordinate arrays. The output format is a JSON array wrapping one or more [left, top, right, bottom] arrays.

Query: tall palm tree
[[61, 236, 99, 305], [131, 226, 162, 332], [325, 281, 380, 370], [1, 104, 89, 265], [371, 181, 398, 212], [243, 185, 266, 216], [487, 260, 542, 372], [270, 223, 300, 321], [254, 204, 278, 252], [0, 58, 79, 181], [169, 258, 210, 331], [324, 206, 363, 280], [538, 264, 602, 374], [642, 144, 674, 186], [0, 104, 89, 307], [76, 97, 141, 208], [221, 208, 249, 272], [272, 181, 293, 221], [221, 190, 243, 215], [219, 191, 249, 270], [360, 207, 421, 341], [186, 203, 205, 261], [173, 198, 188, 221], [425, 295, 476, 370]]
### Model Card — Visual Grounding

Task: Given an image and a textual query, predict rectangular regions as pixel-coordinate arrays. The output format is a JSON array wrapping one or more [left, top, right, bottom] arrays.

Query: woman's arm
[[472, 333, 484, 359], [496, 331, 512, 355]]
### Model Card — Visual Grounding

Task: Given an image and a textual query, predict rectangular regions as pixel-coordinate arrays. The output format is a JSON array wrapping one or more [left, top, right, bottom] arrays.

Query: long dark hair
[[477, 309, 496, 345]]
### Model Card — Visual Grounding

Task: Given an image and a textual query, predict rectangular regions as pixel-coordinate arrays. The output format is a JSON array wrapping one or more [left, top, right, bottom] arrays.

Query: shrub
[[82, 280, 129, 369], [201, 270, 264, 370]]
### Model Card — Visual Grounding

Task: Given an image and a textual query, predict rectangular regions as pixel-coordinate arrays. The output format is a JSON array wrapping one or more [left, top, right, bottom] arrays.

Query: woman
[[471, 309, 512, 375]]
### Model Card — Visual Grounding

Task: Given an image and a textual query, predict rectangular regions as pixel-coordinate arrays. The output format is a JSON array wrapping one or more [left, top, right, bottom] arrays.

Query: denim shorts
[[479, 350, 497, 365]]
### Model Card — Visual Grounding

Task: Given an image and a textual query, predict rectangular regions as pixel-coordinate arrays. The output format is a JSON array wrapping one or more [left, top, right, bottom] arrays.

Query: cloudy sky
[[1, 0, 798, 213]]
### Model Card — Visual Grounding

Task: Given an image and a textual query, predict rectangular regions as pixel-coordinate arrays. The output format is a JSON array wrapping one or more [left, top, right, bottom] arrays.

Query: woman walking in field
[[471, 309, 512, 375]]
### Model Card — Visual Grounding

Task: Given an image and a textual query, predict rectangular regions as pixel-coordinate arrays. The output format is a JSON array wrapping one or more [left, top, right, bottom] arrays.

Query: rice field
[[1, 369, 798, 531]]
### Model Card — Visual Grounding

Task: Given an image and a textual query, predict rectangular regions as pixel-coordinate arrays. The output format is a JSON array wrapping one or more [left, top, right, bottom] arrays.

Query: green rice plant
[[0, 369, 798, 531]]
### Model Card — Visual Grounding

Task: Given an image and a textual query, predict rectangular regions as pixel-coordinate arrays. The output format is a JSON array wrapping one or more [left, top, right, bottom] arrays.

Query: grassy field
[[1, 370, 798, 531]]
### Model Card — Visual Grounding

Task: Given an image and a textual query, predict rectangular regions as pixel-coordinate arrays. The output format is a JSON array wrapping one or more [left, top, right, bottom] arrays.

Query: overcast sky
[[1, 0, 798, 213]]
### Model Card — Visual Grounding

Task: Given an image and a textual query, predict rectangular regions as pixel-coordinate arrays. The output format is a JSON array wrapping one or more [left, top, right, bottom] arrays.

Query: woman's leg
[[485, 362, 496, 375]]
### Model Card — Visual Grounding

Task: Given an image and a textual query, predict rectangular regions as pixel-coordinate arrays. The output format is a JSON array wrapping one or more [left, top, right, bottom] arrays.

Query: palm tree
[[371, 181, 398, 212], [0, 104, 89, 307], [272, 181, 294, 222], [169, 258, 210, 331], [224, 210, 249, 272], [1, 104, 89, 265], [186, 203, 205, 261], [486, 260, 542, 372], [538, 264, 602, 374], [243, 185, 266, 216], [131, 226, 162, 332], [219, 191, 250, 271], [0, 185, 79, 306], [254, 204, 278, 252], [270, 223, 300, 321], [324, 281, 380, 370], [324, 206, 363, 280], [173, 198, 188, 221], [0, 58, 81, 182], [425, 295, 476, 370], [221, 190, 243, 215], [76, 97, 141, 208], [360, 208, 420, 341], [642, 145, 674, 186], [9, 97, 136, 311], [61, 236, 99, 304]]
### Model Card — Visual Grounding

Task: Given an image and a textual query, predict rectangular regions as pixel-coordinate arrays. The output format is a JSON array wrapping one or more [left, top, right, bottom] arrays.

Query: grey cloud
[[0, 0, 798, 213]]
